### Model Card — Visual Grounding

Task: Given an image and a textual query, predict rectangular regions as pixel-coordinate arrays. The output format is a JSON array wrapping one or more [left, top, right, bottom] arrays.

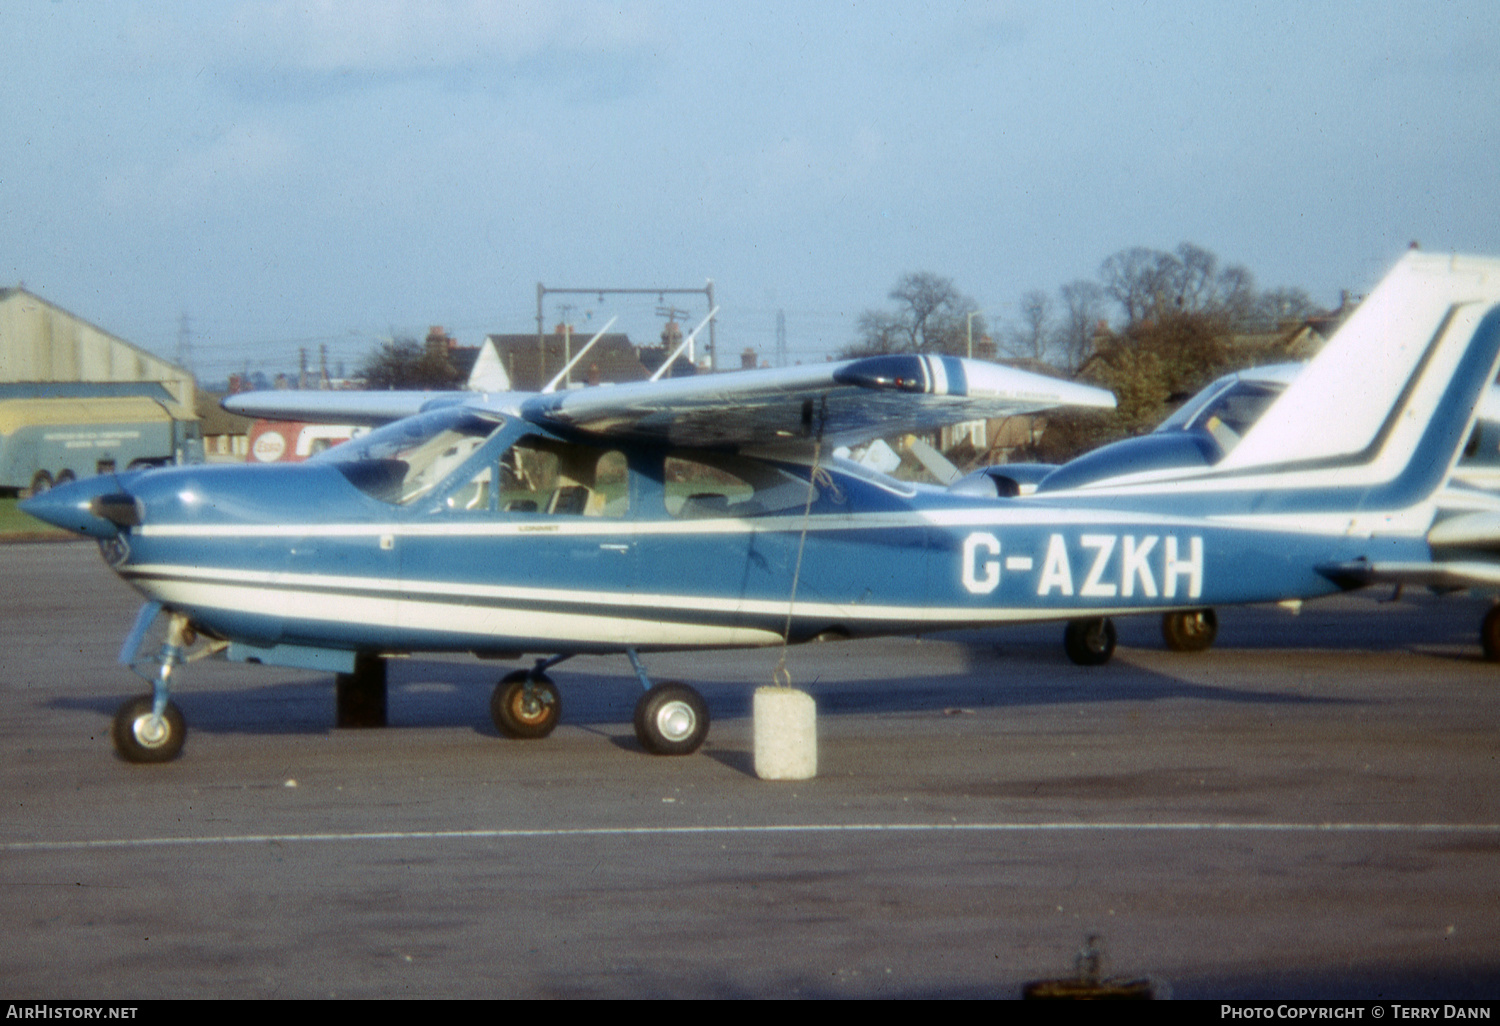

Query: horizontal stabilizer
[[1428, 511, 1500, 550], [1318, 559, 1500, 590]]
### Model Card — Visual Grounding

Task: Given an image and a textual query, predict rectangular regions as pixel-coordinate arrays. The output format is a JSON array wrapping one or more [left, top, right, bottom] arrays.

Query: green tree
[[360, 336, 463, 390]]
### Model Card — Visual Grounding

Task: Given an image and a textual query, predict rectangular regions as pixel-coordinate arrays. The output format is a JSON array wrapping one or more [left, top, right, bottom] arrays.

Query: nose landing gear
[[112, 605, 220, 764]]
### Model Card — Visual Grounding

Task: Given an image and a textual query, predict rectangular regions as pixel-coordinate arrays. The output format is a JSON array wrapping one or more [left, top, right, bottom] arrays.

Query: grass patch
[[0, 496, 71, 539]]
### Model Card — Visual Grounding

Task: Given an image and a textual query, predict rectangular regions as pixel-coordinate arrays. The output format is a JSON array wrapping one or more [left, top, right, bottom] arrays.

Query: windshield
[[1156, 377, 1286, 453], [316, 407, 504, 504]]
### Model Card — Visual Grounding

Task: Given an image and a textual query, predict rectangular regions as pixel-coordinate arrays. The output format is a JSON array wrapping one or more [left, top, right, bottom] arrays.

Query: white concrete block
[[754, 686, 817, 780]]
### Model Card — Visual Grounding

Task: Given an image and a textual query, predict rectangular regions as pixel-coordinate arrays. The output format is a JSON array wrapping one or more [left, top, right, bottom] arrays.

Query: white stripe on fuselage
[[133, 498, 1420, 541], [123, 561, 1193, 636]]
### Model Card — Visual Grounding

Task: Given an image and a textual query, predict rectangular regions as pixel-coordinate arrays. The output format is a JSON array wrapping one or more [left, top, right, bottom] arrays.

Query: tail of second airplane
[[1200, 252, 1500, 513]]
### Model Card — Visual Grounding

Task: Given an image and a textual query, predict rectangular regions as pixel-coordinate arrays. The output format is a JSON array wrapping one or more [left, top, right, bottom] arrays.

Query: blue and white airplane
[[22, 251, 1500, 763]]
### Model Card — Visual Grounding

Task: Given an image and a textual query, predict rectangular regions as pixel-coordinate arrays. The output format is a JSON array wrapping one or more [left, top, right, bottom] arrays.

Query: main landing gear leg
[[1162, 608, 1218, 653], [626, 648, 710, 756], [1063, 617, 1117, 666], [113, 608, 192, 763], [1480, 604, 1500, 662], [336, 653, 388, 727], [491, 655, 568, 739]]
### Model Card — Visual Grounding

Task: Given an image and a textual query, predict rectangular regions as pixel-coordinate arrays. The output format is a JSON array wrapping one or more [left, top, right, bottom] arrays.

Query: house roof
[[484, 332, 649, 392]]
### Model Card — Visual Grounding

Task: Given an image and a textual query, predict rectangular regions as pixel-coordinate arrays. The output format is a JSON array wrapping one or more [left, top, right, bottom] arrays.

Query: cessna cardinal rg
[[23, 251, 1500, 763]]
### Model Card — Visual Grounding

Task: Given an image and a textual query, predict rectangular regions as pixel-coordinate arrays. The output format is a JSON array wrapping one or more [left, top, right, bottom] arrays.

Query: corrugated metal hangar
[[0, 287, 201, 493]]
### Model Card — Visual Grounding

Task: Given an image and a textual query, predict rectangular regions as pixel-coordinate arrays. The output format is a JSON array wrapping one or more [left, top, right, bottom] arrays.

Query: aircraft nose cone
[[19, 476, 136, 540]]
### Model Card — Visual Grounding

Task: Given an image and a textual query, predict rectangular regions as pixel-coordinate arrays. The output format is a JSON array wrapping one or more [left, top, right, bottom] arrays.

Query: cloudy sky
[[3, 1, 1497, 382]]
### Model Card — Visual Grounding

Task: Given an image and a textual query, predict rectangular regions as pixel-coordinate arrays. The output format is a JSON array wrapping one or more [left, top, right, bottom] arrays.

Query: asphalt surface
[[2, 541, 1498, 999]]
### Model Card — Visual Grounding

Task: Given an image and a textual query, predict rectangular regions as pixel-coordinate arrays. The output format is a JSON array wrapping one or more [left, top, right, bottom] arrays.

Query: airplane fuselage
[[89, 412, 1424, 662]]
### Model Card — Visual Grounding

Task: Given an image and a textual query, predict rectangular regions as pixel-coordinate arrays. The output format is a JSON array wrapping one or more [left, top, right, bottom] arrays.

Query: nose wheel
[[111, 605, 214, 763], [112, 695, 187, 763]]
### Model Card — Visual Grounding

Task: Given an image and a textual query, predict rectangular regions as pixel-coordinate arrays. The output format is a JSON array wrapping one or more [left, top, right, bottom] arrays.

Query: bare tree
[[844, 272, 984, 357], [1252, 286, 1319, 329], [1003, 289, 1054, 364], [1056, 279, 1106, 374]]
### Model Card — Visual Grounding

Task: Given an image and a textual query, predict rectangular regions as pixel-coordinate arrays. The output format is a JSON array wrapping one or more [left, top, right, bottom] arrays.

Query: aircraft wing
[[521, 355, 1114, 450], [221, 389, 521, 426], [223, 355, 1114, 451]]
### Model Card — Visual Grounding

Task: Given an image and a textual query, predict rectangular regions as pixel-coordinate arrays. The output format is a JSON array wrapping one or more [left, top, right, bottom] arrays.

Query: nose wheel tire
[[491, 670, 561, 739], [112, 695, 187, 763], [1064, 617, 1116, 666], [634, 682, 710, 756], [1162, 608, 1218, 653]]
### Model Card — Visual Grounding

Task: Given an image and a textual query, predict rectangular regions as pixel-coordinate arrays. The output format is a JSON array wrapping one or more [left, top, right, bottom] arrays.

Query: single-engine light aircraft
[[22, 252, 1500, 763]]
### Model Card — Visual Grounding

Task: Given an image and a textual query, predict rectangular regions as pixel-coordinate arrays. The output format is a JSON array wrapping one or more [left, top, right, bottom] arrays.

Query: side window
[[447, 435, 627, 517], [665, 455, 814, 518]]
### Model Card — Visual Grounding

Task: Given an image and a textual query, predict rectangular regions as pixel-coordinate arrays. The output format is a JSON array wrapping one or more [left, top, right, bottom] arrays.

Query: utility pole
[[537, 281, 718, 372], [176, 313, 194, 376]]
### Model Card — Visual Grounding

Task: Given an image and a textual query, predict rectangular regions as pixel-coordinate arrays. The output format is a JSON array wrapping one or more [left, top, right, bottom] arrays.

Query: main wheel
[[28, 471, 52, 497], [633, 682, 709, 756], [1162, 608, 1218, 653], [1063, 617, 1116, 666], [491, 670, 561, 739], [112, 695, 187, 763], [1482, 606, 1500, 662]]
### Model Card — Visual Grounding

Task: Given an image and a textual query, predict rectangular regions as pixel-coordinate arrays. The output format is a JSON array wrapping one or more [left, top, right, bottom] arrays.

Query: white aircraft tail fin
[[1218, 253, 1500, 491]]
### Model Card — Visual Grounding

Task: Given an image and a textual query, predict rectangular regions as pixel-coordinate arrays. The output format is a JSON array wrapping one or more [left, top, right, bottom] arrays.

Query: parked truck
[[0, 384, 203, 495]]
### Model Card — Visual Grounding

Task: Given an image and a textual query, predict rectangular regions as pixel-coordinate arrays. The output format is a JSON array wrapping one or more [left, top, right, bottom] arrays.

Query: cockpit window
[[490, 436, 628, 517], [1191, 381, 1284, 451], [664, 453, 815, 518], [1156, 378, 1285, 454], [317, 408, 504, 505]]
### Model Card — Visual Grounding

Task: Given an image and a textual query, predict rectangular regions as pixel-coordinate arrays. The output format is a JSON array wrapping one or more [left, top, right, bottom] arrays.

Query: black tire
[[28, 471, 52, 497], [112, 695, 187, 763], [1162, 608, 1218, 653], [1482, 606, 1500, 662], [633, 682, 710, 756], [1064, 618, 1116, 666], [55, 470, 75, 486], [491, 670, 560, 739]]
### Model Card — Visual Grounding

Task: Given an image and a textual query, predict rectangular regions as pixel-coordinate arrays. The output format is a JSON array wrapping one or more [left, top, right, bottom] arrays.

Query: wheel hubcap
[[515, 689, 550, 723], [656, 701, 695, 741], [133, 714, 169, 748]]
